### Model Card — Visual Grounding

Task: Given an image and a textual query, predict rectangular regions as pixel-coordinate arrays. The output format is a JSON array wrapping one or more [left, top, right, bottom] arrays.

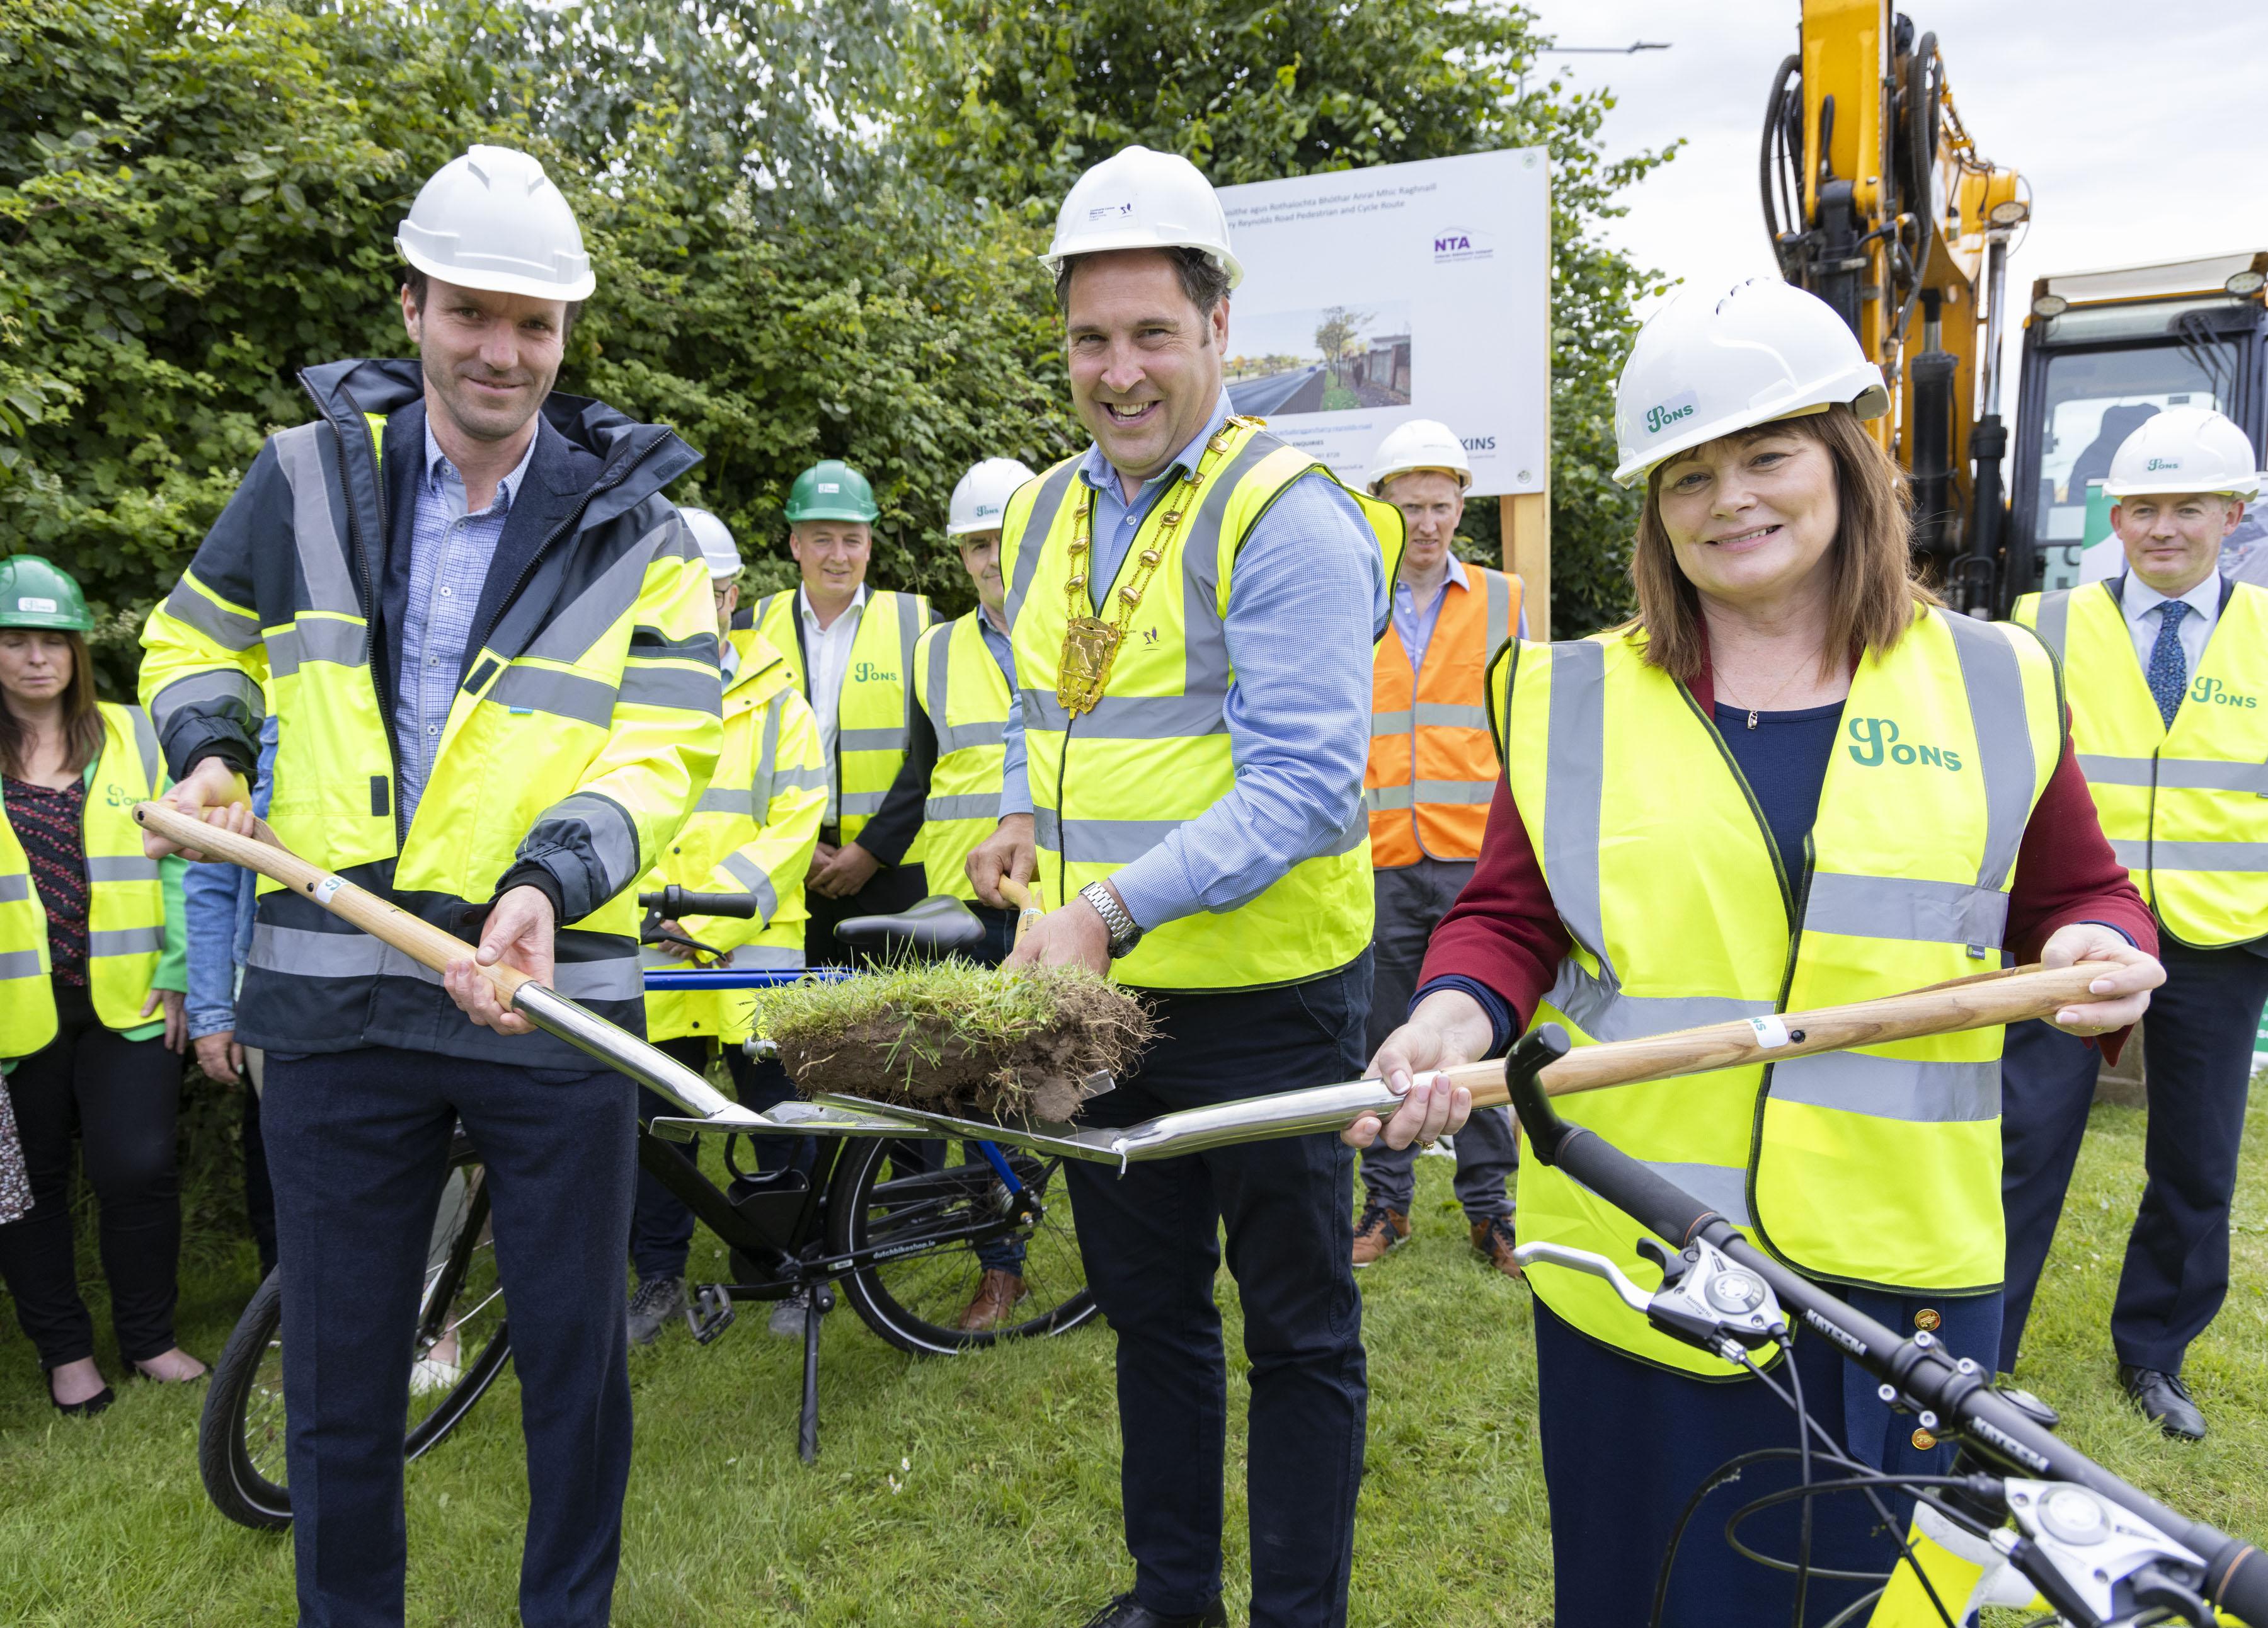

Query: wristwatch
[[1079, 881, 1143, 959]]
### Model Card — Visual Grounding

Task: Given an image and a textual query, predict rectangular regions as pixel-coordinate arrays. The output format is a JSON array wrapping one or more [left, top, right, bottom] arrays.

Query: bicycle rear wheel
[[827, 1136, 1097, 1355], [195, 1142, 512, 1530]]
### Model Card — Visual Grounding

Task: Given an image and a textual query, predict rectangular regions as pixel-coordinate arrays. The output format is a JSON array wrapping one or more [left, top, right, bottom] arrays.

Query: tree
[[902, 0, 1678, 633]]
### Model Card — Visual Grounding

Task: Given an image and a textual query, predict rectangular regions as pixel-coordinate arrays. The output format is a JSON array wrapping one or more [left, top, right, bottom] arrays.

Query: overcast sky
[[1526, 1, 2268, 328]]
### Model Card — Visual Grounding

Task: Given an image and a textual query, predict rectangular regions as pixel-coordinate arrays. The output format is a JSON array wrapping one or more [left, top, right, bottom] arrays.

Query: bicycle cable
[[1784, 1332, 1814, 1628]]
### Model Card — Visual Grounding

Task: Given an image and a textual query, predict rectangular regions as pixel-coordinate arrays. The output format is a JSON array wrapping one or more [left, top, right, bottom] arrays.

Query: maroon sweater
[[1419, 663, 2157, 1062]]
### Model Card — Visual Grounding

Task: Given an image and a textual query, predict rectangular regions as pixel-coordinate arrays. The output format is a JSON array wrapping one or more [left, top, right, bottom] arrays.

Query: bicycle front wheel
[[827, 1137, 1097, 1355]]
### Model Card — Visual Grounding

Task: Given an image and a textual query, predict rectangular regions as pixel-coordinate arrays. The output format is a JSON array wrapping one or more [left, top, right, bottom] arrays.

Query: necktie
[[2148, 600, 2191, 728]]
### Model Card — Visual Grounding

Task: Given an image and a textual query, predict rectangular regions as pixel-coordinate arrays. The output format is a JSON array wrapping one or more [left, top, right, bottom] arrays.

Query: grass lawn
[[1, 1092, 2262, 1626]]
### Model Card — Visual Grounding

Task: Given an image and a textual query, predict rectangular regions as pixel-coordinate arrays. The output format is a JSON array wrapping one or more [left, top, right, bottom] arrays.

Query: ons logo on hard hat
[[818, 482, 841, 493], [2146, 457, 2185, 473], [1644, 391, 1700, 436]]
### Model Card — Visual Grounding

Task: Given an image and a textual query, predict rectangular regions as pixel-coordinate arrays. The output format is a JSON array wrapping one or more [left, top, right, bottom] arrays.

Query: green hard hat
[[0, 554, 94, 633], [784, 459, 879, 524]]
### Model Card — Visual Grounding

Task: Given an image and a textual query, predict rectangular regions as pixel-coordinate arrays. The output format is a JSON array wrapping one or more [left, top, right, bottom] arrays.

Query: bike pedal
[[686, 1284, 737, 1344]]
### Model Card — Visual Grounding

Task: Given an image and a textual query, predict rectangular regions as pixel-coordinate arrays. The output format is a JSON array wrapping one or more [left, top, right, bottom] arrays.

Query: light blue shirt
[[1000, 393, 1390, 931], [975, 602, 1016, 688], [396, 423, 537, 828]]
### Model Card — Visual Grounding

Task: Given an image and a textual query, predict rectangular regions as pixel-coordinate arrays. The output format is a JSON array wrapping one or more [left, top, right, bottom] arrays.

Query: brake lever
[[1993, 1479, 2211, 1627], [1512, 1241, 1654, 1314], [642, 925, 726, 961]]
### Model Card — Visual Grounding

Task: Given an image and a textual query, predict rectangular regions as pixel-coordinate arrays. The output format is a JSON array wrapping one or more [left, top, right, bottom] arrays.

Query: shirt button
[[427, 725, 438, 736], [427, 657, 438, 667], [440, 587, 452, 598]]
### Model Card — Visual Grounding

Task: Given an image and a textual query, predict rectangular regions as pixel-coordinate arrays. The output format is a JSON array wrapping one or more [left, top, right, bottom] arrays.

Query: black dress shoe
[[52, 1385, 115, 1418], [1077, 1592, 1227, 1628], [2119, 1364, 2206, 1440]]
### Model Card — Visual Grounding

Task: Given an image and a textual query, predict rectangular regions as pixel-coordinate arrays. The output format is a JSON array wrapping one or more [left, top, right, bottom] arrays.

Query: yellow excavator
[[1761, 0, 2268, 616]]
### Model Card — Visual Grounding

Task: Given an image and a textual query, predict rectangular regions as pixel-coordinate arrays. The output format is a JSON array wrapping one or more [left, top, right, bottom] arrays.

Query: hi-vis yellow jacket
[[640, 626, 825, 1045], [138, 359, 719, 1065], [0, 702, 187, 1058], [1000, 418, 1403, 990], [748, 588, 932, 846], [912, 610, 1012, 904], [1495, 609, 2062, 1374], [2015, 578, 2268, 948]]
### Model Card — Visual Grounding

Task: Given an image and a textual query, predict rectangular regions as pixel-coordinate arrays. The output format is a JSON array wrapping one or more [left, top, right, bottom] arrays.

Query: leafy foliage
[[3, 0, 1671, 691]]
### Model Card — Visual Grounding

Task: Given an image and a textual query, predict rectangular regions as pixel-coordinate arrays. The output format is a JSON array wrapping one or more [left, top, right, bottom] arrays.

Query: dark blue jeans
[[262, 1045, 636, 1628], [1063, 953, 1371, 1628]]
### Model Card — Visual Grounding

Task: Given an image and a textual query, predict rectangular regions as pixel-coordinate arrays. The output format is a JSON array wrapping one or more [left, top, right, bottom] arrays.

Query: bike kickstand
[[797, 1287, 826, 1464]]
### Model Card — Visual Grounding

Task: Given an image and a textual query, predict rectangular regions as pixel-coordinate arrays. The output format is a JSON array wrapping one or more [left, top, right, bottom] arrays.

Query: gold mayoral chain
[[1056, 420, 1256, 718]]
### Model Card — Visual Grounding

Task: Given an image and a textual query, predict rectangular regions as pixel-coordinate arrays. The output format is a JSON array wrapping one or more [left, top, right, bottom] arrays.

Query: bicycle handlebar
[[1501, 1025, 2268, 1625], [638, 886, 761, 920]]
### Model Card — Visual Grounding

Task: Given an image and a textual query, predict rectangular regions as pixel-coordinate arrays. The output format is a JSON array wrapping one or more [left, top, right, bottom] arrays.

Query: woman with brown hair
[[0, 555, 200, 1416], [1346, 282, 2162, 1624]]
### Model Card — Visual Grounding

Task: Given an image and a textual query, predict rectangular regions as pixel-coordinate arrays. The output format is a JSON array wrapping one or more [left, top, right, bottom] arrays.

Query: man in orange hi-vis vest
[[1353, 420, 1526, 1276]]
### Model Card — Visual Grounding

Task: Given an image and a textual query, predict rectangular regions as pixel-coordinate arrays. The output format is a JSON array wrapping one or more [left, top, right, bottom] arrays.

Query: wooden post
[[1501, 490, 1550, 642]]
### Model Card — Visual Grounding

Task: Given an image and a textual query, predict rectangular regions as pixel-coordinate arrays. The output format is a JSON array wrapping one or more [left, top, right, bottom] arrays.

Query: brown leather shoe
[[1470, 1215, 1523, 1279], [1351, 1204, 1411, 1267], [958, 1268, 1029, 1331]]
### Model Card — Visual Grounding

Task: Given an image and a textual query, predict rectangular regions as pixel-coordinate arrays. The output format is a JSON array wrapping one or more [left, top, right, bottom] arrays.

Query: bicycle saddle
[[834, 893, 985, 954]]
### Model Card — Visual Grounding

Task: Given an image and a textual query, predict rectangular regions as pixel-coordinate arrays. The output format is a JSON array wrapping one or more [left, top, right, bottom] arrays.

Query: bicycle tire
[[195, 1146, 513, 1531], [827, 1135, 1098, 1356]]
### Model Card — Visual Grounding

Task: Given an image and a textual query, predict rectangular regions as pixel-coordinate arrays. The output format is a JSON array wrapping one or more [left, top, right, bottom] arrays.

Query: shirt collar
[[1395, 554, 1469, 601], [1077, 391, 1235, 500], [422, 420, 539, 514], [798, 582, 868, 624], [2122, 568, 2222, 623], [977, 602, 1012, 640]]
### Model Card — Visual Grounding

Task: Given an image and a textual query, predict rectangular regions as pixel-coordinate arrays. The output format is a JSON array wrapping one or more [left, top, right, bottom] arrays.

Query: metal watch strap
[[1079, 880, 1142, 958]]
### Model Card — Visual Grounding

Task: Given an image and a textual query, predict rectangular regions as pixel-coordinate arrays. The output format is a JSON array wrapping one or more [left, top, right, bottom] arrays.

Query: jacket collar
[[726, 626, 794, 710]]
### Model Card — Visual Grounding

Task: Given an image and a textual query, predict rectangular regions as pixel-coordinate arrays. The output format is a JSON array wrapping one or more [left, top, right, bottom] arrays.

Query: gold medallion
[[1058, 615, 1122, 716]]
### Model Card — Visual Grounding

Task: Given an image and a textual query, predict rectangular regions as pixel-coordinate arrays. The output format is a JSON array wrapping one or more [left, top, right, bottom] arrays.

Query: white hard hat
[[2104, 406, 2260, 501], [396, 145, 595, 302], [1367, 420, 1473, 496], [679, 508, 742, 581], [948, 458, 1038, 536], [1043, 145, 1244, 291], [1612, 278, 1889, 488]]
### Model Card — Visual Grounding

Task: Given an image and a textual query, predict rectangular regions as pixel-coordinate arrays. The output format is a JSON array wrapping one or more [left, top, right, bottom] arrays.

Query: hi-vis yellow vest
[[750, 588, 931, 844], [2015, 578, 2268, 948], [1000, 418, 1404, 990], [639, 628, 827, 1045], [912, 611, 1011, 905], [1496, 609, 2061, 1373], [0, 702, 168, 1056]]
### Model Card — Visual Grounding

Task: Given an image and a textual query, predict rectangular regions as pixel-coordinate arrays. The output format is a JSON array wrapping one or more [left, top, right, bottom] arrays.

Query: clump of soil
[[759, 962, 1152, 1123]]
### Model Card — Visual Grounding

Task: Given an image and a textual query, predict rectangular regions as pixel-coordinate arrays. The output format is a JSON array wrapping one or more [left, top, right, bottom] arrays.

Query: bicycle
[[1494, 1025, 2268, 1628], [197, 888, 1096, 1527]]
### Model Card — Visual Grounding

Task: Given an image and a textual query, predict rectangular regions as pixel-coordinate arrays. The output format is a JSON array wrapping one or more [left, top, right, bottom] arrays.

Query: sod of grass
[[0, 1086, 2261, 1625]]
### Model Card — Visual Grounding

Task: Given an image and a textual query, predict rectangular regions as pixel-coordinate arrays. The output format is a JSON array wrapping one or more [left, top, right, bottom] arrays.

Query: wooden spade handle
[[997, 877, 1044, 948], [133, 801, 529, 999], [1421, 958, 2127, 1108]]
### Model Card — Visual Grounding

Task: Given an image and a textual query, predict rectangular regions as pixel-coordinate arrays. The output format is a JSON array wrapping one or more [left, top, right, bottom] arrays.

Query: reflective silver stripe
[[88, 927, 163, 958], [1371, 708, 1414, 738], [1631, 1162, 1753, 1228], [617, 662, 723, 715], [2119, 838, 2268, 873], [2078, 753, 2155, 788], [928, 619, 1012, 754], [1802, 872, 2010, 948], [724, 943, 805, 970], [266, 617, 366, 679], [696, 788, 757, 817], [1327, 809, 1369, 857], [273, 423, 361, 615], [893, 595, 924, 719], [1366, 784, 1412, 812], [1940, 612, 2034, 891], [925, 793, 1002, 822], [719, 852, 779, 922], [770, 763, 828, 794], [252, 924, 641, 998], [547, 792, 640, 893], [1367, 779, 1491, 811], [487, 665, 617, 729], [522, 526, 665, 665], [1541, 640, 1612, 971], [939, 717, 1007, 754], [162, 575, 261, 651], [1547, 959, 1773, 1043], [1022, 691, 1227, 738], [839, 789, 890, 817], [127, 705, 161, 789], [750, 695, 784, 811], [1034, 808, 1178, 864], [2031, 588, 2073, 664], [1005, 461, 1084, 626], [633, 625, 721, 660], [838, 726, 908, 752], [1179, 434, 1290, 702], [2079, 754, 2268, 794], [149, 668, 263, 737], [0, 948, 43, 978], [0, 873, 29, 903], [1482, 567, 1512, 657], [1770, 1052, 2000, 1123], [1414, 702, 1489, 730], [86, 856, 161, 884]]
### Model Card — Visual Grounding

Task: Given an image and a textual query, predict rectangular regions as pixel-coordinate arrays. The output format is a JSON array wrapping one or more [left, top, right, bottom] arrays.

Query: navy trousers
[[2000, 940, 2268, 1375], [262, 1045, 636, 1628], [1063, 954, 1371, 1628], [1535, 1289, 1998, 1627]]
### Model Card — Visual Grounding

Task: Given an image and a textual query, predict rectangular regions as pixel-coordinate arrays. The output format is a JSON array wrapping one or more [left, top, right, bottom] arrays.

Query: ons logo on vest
[[1847, 716, 1964, 772], [852, 661, 898, 683], [2190, 676, 2257, 709]]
